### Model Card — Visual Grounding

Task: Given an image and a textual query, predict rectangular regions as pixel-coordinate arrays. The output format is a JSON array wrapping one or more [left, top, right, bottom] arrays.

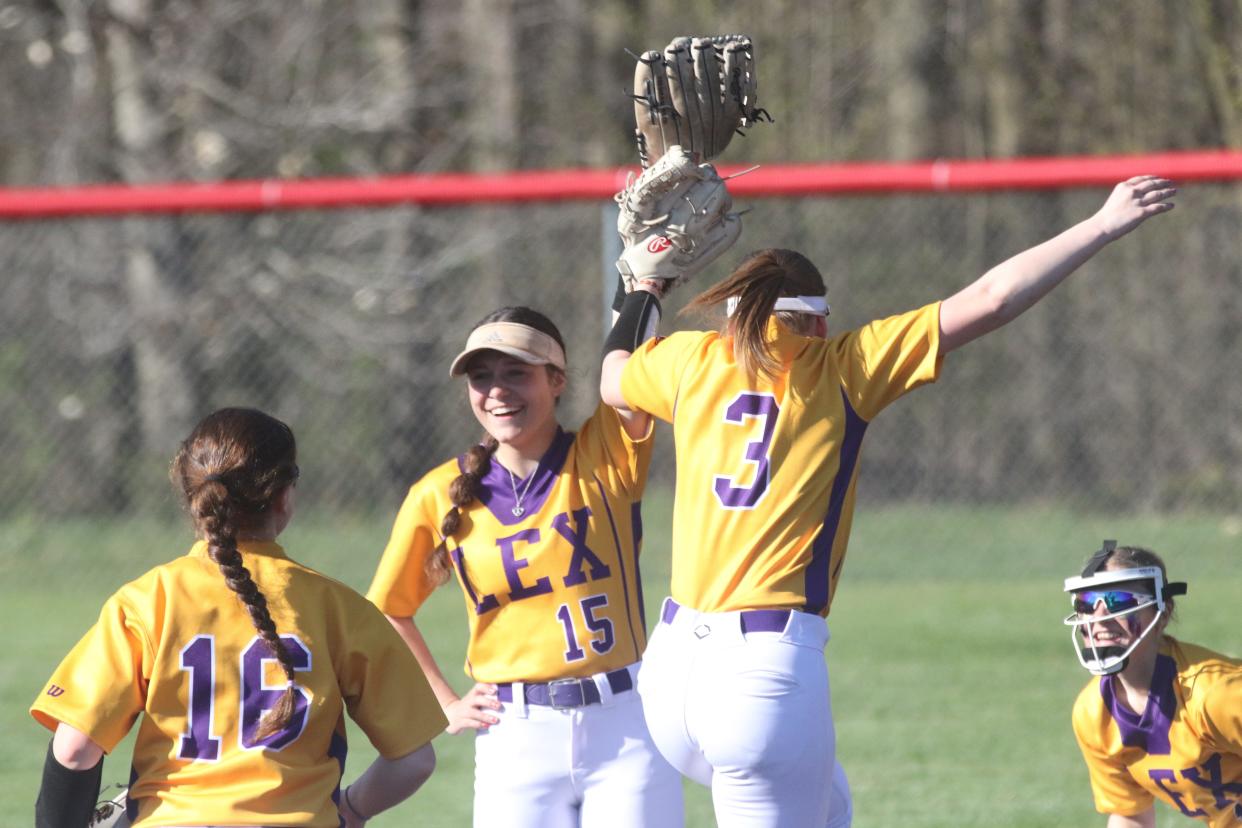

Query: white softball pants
[[471, 662, 684, 827], [638, 598, 853, 828]]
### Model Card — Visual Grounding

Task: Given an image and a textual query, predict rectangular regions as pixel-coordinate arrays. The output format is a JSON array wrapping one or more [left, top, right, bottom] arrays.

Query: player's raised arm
[[938, 175, 1176, 353], [601, 148, 743, 412]]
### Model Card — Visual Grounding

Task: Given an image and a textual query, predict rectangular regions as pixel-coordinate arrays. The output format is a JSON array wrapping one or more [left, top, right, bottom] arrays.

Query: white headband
[[725, 295, 830, 318]]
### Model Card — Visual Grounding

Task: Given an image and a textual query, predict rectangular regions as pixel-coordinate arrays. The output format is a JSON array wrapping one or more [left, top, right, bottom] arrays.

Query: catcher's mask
[[449, 322, 567, 378], [1062, 540, 1186, 676]]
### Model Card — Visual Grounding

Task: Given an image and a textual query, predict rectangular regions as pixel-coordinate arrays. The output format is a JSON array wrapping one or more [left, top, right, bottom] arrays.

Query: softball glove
[[631, 35, 770, 168], [614, 146, 741, 290], [88, 786, 129, 828]]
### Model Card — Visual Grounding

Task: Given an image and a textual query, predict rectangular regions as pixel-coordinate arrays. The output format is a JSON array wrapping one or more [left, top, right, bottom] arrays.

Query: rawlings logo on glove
[[614, 146, 741, 290], [647, 236, 672, 253]]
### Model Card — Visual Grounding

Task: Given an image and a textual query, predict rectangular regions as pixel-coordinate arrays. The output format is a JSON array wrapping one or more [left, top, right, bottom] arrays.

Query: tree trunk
[[105, 0, 198, 469]]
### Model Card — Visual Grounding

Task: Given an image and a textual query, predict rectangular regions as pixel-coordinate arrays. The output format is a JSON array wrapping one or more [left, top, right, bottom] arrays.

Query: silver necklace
[[507, 468, 536, 517]]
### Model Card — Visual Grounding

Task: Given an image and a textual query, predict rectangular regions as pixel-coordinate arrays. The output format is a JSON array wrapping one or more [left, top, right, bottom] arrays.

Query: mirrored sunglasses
[[1071, 589, 1153, 615]]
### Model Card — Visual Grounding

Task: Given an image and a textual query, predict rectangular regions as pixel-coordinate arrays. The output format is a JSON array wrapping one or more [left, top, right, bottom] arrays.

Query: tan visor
[[449, 322, 567, 377]]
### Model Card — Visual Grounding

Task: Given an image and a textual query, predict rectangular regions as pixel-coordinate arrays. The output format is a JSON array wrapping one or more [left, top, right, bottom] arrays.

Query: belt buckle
[[546, 677, 585, 709]]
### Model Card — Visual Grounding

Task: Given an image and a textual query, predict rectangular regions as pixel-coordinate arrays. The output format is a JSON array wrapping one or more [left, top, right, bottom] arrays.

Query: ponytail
[[426, 435, 500, 587], [685, 248, 828, 381], [171, 408, 301, 741], [684, 250, 792, 381]]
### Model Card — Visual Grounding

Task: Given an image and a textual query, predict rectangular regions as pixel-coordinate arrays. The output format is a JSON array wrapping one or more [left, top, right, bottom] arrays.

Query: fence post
[[601, 199, 621, 332]]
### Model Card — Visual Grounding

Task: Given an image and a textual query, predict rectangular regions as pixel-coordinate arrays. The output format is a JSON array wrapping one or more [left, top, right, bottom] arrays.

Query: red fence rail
[[1, 150, 1240, 218]]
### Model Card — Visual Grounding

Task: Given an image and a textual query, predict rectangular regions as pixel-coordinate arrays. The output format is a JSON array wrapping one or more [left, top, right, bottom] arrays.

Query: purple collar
[[463, 428, 574, 525], [1100, 653, 1178, 755]]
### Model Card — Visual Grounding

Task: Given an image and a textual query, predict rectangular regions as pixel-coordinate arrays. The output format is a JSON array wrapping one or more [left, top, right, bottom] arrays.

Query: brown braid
[[171, 408, 301, 741], [426, 435, 500, 587]]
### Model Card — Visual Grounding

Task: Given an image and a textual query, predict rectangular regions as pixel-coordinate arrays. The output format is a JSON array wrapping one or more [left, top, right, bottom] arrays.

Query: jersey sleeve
[[338, 595, 447, 758], [573, 401, 655, 498], [1194, 668, 1242, 754], [366, 479, 444, 618], [30, 586, 152, 753], [832, 302, 944, 421], [620, 331, 711, 423], [1071, 688, 1154, 815]]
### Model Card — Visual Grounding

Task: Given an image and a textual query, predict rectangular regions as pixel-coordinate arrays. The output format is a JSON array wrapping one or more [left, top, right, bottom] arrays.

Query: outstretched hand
[[443, 682, 501, 734], [1093, 175, 1176, 241]]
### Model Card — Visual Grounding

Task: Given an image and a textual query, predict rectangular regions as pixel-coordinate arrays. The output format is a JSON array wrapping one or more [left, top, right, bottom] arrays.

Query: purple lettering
[[581, 594, 615, 655], [556, 604, 586, 661], [499, 529, 552, 601], [712, 392, 779, 510], [178, 636, 221, 761], [1182, 753, 1242, 816], [240, 636, 312, 751], [1150, 768, 1208, 818], [555, 595, 615, 662], [555, 508, 611, 586]]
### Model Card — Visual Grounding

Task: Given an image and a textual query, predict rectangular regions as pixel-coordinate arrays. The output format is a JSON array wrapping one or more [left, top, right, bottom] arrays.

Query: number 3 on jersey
[[178, 634, 312, 760], [713, 392, 779, 510]]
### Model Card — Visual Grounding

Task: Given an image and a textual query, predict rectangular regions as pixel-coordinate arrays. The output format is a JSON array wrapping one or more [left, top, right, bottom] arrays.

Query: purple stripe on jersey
[[803, 387, 868, 614], [593, 474, 642, 658], [328, 728, 348, 827], [125, 765, 139, 821], [631, 501, 646, 631], [470, 428, 574, 525], [1101, 653, 1177, 755]]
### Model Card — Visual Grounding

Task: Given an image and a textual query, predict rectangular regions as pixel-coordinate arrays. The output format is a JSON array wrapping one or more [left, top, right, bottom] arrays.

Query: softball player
[[1066, 542, 1242, 827], [367, 305, 682, 828], [30, 407, 446, 828], [600, 175, 1178, 827]]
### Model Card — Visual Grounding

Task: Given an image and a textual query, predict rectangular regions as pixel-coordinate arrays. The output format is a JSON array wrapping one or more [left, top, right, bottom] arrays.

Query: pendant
[[511, 506, 525, 517]]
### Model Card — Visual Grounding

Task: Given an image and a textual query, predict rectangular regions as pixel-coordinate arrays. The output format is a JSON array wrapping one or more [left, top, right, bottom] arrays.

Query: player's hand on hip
[[444, 682, 501, 734], [1093, 175, 1176, 241]]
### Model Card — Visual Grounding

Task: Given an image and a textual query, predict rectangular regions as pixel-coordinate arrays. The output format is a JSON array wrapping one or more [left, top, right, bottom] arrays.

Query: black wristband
[[36, 740, 103, 828], [604, 290, 662, 356], [611, 274, 628, 314]]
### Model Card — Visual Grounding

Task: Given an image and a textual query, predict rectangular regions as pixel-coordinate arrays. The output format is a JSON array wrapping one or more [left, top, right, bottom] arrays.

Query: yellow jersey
[[621, 304, 942, 615], [31, 540, 446, 827], [1072, 637, 1242, 825], [368, 402, 653, 683]]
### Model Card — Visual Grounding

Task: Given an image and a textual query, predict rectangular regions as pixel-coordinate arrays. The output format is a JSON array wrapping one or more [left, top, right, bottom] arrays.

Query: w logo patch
[[47, 685, 66, 697]]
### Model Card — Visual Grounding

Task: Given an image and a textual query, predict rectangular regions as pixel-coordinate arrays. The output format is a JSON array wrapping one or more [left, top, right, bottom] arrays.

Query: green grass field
[[3, 499, 1240, 827]]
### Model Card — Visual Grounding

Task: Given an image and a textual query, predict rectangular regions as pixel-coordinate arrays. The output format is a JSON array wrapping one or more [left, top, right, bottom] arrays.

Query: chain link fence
[[3, 184, 1240, 546]]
